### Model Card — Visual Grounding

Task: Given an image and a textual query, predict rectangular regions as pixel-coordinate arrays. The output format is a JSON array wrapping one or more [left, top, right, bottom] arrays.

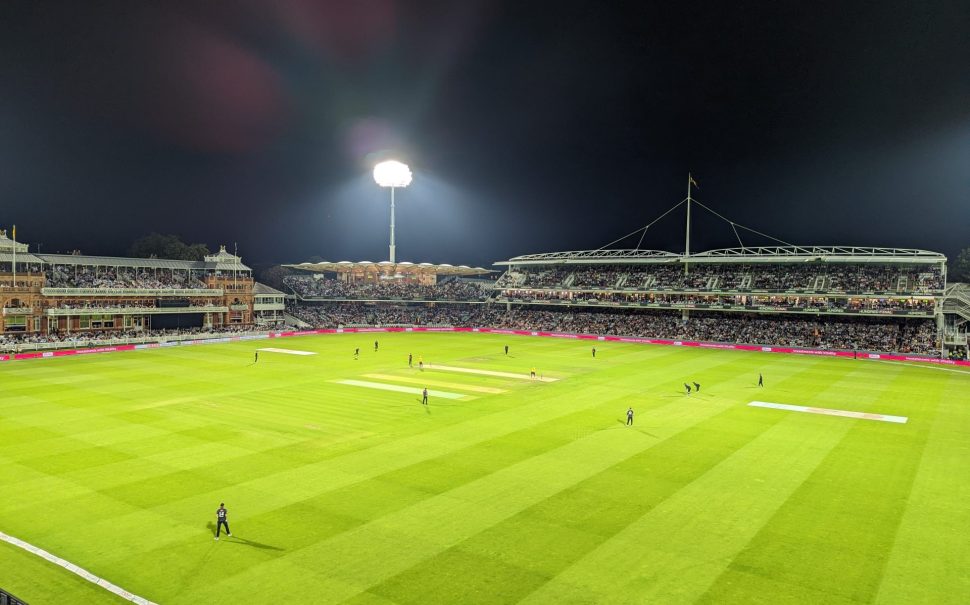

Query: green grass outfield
[[1, 332, 968, 604]]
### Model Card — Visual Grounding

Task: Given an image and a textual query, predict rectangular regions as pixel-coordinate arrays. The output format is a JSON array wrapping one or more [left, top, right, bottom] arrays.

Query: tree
[[953, 247, 970, 283], [128, 233, 210, 261], [256, 265, 293, 290], [184, 243, 211, 261]]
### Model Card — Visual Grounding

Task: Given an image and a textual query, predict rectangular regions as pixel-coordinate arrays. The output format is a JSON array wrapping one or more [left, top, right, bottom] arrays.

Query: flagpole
[[684, 175, 691, 276], [11, 225, 16, 288]]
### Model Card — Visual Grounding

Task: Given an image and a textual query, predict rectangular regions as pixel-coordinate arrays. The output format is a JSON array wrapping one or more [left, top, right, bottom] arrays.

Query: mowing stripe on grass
[[701, 368, 932, 604], [425, 364, 558, 382], [0, 530, 157, 605], [749, 401, 908, 424], [518, 414, 853, 605], [363, 374, 507, 394], [188, 392, 746, 603], [873, 378, 970, 605], [333, 380, 468, 400]]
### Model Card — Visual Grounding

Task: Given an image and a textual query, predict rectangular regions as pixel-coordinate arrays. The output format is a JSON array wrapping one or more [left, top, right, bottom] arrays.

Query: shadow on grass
[[599, 420, 657, 438], [206, 522, 285, 551]]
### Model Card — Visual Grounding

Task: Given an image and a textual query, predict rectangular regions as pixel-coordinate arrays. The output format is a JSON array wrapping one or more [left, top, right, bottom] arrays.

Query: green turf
[[1, 333, 968, 604]]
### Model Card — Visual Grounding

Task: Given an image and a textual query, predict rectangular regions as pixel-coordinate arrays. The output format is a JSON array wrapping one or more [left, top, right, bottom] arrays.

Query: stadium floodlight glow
[[373, 160, 413, 188], [373, 160, 412, 264]]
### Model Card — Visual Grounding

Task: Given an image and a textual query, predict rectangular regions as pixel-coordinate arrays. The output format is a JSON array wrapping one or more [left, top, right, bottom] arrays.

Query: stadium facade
[[2, 226, 969, 360], [491, 245, 970, 357], [282, 245, 969, 360], [0, 230, 285, 337]]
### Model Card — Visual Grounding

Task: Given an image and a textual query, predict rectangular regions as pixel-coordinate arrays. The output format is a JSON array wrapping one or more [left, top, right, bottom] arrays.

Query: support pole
[[12, 225, 17, 288], [684, 175, 692, 276], [389, 186, 397, 264]]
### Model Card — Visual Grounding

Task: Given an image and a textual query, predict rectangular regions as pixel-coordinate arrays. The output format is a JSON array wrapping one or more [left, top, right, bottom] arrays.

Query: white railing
[[45, 306, 229, 316], [41, 287, 223, 297], [1, 307, 33, 316]]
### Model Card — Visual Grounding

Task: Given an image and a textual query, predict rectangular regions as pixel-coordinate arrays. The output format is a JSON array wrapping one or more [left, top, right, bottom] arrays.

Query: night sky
[[2, 1, 968, 270]]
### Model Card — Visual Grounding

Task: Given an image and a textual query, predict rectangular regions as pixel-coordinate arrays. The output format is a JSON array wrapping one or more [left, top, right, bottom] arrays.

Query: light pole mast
[[389, 186, 396, 264], [374, 160, 412, 265]]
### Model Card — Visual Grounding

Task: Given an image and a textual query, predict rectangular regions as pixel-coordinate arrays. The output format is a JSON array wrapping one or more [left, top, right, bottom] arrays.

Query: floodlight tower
[[373, 160, 413, 264]]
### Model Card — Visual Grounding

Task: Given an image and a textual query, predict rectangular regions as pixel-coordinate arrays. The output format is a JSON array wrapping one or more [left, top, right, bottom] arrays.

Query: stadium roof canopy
[[497, 246, 947, 266], [38, 250, 252, 272], [252, 282, 286, 295], [285, 260, 491, 276], [0, 251, 44, 264], [0, 229, 42, 263]]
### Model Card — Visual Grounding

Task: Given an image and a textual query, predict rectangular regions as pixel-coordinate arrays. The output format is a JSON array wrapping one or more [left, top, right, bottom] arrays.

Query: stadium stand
[[282, 303, 940, 356], [243, 245, 968, 358], [2, 227, 966, 358], [283, 275, 492, 301], [0, 230, 286, 341], [0, 587, 28, 605]]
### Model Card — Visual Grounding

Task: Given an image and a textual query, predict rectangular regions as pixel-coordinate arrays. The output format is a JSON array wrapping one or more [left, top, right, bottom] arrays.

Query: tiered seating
[[281, 303, 939, 355], [501, 263, 944, 294], [46, 266, 208, 289], [283, 276, 491, 301]]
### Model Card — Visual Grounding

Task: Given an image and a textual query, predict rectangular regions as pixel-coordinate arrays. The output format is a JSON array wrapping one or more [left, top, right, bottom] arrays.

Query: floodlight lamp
[[373, 160, 413, 188]]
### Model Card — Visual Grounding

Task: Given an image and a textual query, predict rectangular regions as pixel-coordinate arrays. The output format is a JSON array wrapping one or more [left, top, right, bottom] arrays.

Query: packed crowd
[[499, 289, 937, 313], [287, 302, 481, 328], [569, 267, 624, 288], [48, 302, 223, 312], [46, 266, 209, 289], [0, 326, 257, 353], [284, 276, 492, 301], [0, 301, 941, 355], [285, 302, 939, 355], [500, 263, 945, 294]]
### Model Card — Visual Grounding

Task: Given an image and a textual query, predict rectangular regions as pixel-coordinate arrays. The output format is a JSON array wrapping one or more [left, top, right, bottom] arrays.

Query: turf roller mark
[[333, 379, 468, 400], [424, 364, 559, 382], [363, 374, 507, 394], [749, 401, 908, 424]]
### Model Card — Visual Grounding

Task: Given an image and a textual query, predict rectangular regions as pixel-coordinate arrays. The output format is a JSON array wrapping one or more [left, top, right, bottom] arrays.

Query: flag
[[11, 225, 15, 241], [689, 175, 698, 189]]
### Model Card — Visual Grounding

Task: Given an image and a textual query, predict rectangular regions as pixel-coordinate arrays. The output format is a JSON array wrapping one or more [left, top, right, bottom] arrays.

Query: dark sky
[[2, 1, 969, 269]]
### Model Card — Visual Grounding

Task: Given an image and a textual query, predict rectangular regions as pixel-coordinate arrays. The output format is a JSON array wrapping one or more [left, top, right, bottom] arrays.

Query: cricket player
[[215, 503, 231, 540]]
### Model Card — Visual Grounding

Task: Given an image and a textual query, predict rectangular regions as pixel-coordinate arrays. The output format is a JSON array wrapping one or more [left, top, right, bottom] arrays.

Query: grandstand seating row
[[496, 263, 944, 294], [283, 276, 491, 301], [283, 302, 939, 356]]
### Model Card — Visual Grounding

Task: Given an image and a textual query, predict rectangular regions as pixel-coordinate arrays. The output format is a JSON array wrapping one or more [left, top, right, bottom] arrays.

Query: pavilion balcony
[[45, 306, 229, 316], [41, 287, 224, 297]]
